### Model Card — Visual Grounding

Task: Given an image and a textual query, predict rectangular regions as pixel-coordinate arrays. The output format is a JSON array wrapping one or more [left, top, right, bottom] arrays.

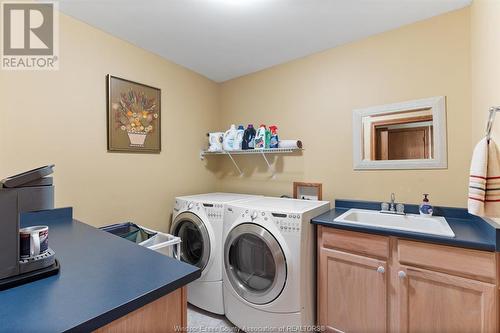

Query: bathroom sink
[[334, 208, 455, 238]]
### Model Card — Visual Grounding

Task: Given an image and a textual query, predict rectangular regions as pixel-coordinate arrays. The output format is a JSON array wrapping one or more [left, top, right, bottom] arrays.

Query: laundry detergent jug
[[233, 125, 245, 150], [223, 124, 237, 151], [242, 124, 256, 150], [255, 124, 267, 149]]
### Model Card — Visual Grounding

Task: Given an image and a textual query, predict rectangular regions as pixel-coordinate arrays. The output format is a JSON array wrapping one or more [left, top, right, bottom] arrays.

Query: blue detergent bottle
[[269, 125, 279, 148]]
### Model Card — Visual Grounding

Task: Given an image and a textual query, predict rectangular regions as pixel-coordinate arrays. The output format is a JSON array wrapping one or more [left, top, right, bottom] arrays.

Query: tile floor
[[188, 305, 242, 332]]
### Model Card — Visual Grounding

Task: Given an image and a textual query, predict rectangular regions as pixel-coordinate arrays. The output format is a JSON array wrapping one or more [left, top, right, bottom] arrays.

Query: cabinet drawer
[[319, 226, 389, 259], [397, 240, 496, 282]]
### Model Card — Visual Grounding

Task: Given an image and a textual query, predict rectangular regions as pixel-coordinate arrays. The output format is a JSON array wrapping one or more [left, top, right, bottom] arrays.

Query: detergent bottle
[[255, 125, 267, 149], [242, 124, 256, 150], [223, 124, 237, 151], [265, 127, 271, 148], [233, 125, 245, 150], [269, 125, 279, 148]]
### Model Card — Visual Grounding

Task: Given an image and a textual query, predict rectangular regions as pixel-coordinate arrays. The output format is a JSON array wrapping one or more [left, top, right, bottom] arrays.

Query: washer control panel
[[176, 201, 224, 222], [203, 203, 224, 221]]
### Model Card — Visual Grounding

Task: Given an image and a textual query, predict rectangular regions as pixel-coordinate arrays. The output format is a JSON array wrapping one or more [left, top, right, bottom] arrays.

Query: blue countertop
[[312, 199, 500, 252], [0, 208, 200, 333]]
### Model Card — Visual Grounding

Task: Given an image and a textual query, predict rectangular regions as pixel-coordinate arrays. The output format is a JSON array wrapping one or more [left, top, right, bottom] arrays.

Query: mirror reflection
[[362, 109, 433, 161]]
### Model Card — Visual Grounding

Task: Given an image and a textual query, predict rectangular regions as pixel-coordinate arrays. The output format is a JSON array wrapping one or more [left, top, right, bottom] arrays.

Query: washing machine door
[[171, 212, 211, 270], [224, 223, 287, 305]]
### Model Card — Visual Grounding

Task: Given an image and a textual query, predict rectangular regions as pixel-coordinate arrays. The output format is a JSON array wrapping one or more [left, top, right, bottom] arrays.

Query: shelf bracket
[[261, 151, 276, 178], [226, 152, 243, 176]]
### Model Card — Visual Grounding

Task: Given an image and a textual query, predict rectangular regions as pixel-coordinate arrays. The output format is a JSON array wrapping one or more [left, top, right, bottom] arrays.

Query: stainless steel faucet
[[389, 193, 396, 212], [381, 193, 405, 215]]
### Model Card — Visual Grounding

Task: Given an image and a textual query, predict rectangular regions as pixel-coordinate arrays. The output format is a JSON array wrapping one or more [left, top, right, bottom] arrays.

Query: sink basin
[[334, 208, 455, 238]]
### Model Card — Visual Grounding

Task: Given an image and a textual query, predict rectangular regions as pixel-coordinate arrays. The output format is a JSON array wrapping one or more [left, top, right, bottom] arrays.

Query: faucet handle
[[381, 202, 389, 211], [396, 203, 405, 214]]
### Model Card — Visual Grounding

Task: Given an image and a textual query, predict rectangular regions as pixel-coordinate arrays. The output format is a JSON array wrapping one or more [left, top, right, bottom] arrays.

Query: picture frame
[[107, 75, 161, 153], [293, 182, 323, 201]]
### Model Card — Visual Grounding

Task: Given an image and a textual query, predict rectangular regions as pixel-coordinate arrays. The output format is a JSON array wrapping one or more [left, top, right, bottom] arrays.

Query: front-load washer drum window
[[172, 212, 210, 270], [229, 233, 275, 291], [225, 223, 286, 305]]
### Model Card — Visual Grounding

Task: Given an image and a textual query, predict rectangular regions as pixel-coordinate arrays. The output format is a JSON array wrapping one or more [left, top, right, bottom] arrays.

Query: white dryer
[[222, 197, 330, 332], [170, 193, 260, 315]]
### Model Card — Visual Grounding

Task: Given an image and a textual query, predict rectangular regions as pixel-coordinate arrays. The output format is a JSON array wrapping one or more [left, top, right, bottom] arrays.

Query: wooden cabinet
[[94, 286, 187, 333], [317, 227, 499, 333], [318, 247, 388, 332], [396, 265, 496, 332]]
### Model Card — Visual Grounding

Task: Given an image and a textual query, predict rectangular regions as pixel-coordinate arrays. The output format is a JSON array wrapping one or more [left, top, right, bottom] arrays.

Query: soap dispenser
[[419, 194, 433, 216]]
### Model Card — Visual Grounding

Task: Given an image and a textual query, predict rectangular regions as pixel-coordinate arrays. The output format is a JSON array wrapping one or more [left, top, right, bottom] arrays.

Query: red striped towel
[[468, 137, 500, 217]]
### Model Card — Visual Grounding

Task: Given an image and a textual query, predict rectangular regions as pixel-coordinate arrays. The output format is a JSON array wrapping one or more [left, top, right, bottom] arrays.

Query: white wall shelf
[[200, 148, 303, 177]]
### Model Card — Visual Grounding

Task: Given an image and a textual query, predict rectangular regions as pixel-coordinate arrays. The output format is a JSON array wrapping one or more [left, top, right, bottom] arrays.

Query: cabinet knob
[[376, 266, 385, 274], [398, 271, 406, 279]]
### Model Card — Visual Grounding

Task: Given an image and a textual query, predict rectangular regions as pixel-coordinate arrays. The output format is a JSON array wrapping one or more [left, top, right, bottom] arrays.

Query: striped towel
[[468, 137, 500, 217]]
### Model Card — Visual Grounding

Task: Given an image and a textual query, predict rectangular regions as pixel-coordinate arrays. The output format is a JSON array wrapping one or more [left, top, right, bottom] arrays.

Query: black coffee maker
[[0, 165, 60, 290]]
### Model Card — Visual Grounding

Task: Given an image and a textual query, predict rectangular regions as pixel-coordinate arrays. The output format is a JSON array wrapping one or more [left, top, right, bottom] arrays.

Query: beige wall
[[216, 8, 472, 207], [0, 14, 220, 231], [471, 0, 500, 143], [0, 6, 479, 229]]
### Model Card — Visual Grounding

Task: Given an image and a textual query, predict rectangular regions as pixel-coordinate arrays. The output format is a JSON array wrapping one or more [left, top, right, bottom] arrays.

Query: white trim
[[352, 96, 447, 170]]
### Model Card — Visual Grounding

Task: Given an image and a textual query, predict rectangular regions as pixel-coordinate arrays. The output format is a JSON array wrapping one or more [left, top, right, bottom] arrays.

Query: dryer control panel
[[272, 213, 302, 233], [239, 210, 303, 233]]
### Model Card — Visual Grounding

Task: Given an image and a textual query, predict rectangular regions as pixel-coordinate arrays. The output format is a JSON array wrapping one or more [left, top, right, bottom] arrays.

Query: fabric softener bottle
[[242, 124, 256, 150]]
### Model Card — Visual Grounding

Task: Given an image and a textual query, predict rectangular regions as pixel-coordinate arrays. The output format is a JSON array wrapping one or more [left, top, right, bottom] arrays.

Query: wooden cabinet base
[[94, 286, 187, 333], [317, 226, 499, 333], [318, 247, 388, 332]]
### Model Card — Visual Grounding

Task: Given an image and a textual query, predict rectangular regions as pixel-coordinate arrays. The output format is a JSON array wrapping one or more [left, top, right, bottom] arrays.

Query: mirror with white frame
[[353, 96, 447, 170]]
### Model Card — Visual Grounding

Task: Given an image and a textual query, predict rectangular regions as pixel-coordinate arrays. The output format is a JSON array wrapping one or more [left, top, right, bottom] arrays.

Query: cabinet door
[[396, 265, 497, 333], [318, 247, 388, 333]]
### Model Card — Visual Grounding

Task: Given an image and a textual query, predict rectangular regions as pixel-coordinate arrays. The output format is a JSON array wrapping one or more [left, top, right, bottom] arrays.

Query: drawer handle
[[398, 271, 406, 279], [376, 266, 385, 274]]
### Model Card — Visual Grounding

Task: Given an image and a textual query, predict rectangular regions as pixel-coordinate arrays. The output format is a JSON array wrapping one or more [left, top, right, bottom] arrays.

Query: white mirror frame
[[353, 96, 447, 170]]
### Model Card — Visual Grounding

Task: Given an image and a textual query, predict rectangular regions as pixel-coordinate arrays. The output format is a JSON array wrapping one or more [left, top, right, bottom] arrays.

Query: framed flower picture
[[107, 75, 161, 153]]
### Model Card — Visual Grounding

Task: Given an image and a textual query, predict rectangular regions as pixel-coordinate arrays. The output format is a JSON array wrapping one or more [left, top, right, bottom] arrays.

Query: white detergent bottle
[[223, 124, 237, 151], [255, 124, 267, 149], [233, 125, 245, 150]]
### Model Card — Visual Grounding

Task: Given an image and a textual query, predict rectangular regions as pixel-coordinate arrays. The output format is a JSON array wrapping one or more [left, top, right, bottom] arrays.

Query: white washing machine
[[170, 192, 260, 315], [222, 197, 330, 332]]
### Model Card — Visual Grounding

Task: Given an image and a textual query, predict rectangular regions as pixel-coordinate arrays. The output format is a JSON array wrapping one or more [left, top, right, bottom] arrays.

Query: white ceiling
[[58, 0, 471, 82]]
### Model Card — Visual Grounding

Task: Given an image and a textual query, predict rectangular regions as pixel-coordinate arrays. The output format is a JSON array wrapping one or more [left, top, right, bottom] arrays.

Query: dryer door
[[171, 212, 210, 270], [224, 223, 287, 305]]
